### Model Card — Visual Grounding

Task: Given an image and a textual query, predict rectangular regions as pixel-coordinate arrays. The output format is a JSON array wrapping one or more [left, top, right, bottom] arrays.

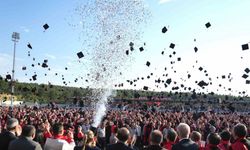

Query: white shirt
[[97, 127, 105, 138], [44, 138, 75, 150]]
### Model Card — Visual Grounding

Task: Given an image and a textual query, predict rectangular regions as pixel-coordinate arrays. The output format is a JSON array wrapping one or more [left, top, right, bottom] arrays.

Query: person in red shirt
[[205, 133, 221, 150], [163, 128, 177, 150], [218, 130, 231, 150], [191, 131, 205, 150], [231, 123, 250, 150]]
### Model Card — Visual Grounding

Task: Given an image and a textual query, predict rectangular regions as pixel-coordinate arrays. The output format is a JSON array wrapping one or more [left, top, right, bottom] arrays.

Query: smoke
[[70, 0, 151, 127]]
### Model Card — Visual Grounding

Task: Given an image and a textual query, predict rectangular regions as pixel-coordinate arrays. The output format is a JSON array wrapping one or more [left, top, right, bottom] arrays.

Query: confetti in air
[[71, 0, 151, 127]]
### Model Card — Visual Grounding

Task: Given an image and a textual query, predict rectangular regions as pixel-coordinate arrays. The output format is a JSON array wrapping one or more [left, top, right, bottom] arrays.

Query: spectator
[[109, 127, 118, 144], [97, 123, 106, 149], [8, 125, 42, 150], [191, 131, 205, 150], [144, 130, 166, 150], [163, 128, 177, 150], [0, 118, 22, 150], [172, 123, 199, 150], [74, 130, 100, 150], [44, 123, 75, 150], [106, 127, 134, 150], [231, 123, 250, 150], [205, 133, 221, 150], [218, 130, 231, 150]]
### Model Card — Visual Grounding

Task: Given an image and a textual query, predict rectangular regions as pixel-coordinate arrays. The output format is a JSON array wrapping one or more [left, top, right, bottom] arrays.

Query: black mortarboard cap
[[77, 51, 84, 59], [177, 57, 181, 61], [65, 67, 68, 70], [22, 66, 26, 70], [194, 47, 198, 53], [126, 50, 129, 55], [27, 43, 32, 49], [6, 74, 11, 80], [242, 74, 248, 79], [31, 64, 35, 67], [43, 23, 49, 30], [246, 80, 250, 84], [166, 78, 172, 84], [242, 44, 249, 51], [44, 59, 48, 63], [198, 80, 208, 87], [188, 74, 191, 78], [222, 75, 226, 79], [32, 75, 37, 81], [42, 63, 48, 68], [245, 68, 250, 73], [139, 47, 144, 52], [129, 42, 134, 47], [143, 86, 148, 91], [162, 26, 167, 33], [198, 67, 203, 71], [146, 61, 150, 67], [170, 43, 175, 49], [161, 51, 164, 55], [205, 22, 211, 28]]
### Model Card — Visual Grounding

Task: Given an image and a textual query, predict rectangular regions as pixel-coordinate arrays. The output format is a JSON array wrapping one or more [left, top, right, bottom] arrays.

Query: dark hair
[[191, 131, 201, 142], [117, 128, 130, 142], [52, 123, 64, 135], [150, 130, 163, 145], [167, 128, 177, 142], [233, 123, 247, 138], [208, 133, 221, 145], [21, 125, 36, 137], [220, 130, 231, 141]]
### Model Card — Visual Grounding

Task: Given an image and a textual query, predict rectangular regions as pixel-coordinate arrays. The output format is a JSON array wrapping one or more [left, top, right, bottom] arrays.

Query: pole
[[11, 40, 16, 108]]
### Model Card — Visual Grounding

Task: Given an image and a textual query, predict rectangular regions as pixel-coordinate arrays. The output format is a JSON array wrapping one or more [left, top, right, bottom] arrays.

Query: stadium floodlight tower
[[11, 32, 20, 107]]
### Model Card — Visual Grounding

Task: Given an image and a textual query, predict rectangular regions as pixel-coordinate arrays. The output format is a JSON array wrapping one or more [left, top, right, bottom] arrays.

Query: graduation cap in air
[[129, 42, 134, 47], [162, 26, 167, 33], [246, 80, 250, 84], [197, 80, 208, 87], [166, 78, 172, 84], [242, 74, 248, 79], [198, 67, 203, 71], [31, 64, 35, 67], [139, 47, 144, 52], [6, 74, 11, 80], [188, 74, 191, 78], [65, 67, 68, 70], [177, 57, 181, 61], [245, 68, 250, 74], [42, 63, 48, 68], [77, 51, 84, 59], [169, 43, 175, 49], [32, 74, 37, 81], [27, 43, 32, 49], [22, 66, 26, 70], [205, 22, 211, 28], [242, 44, 249, 51], [143, 86, 148, 91], [161, 51, 164, 55], [146, 61, 150, 67], [222, 75, 226, 79], [194, 47, 198, 53], [43, 23, 49, 30], [126, 50, 129, 55]]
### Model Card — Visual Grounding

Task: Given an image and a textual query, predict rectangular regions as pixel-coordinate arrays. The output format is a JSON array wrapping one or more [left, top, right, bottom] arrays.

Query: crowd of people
[[0, 100, 249, 150]]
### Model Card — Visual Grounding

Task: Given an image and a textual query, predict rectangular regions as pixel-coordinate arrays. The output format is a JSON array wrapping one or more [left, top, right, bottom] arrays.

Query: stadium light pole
[[11, 32, 20, 108]]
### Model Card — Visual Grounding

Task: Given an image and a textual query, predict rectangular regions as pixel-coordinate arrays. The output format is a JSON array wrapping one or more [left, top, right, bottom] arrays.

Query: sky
[[1, 0, 250, 96]]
